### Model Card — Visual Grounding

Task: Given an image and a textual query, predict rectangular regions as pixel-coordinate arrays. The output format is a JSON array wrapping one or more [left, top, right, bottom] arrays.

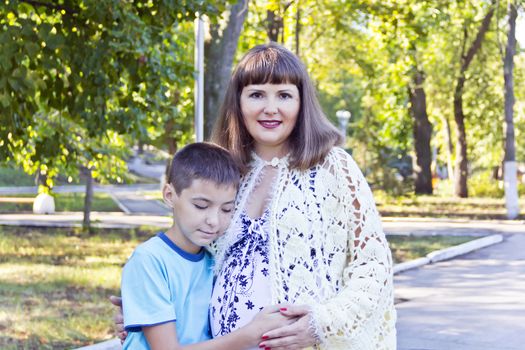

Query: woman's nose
[[263, 98, 278, 115]]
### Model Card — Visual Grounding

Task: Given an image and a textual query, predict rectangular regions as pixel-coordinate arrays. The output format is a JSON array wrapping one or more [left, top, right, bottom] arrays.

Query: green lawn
[[0, 167, 35, 187], [0, 166, 158, 187], [375, 191, 525, 220], [387, 235, 475, 264], [0, 226, 155, 350], [0, 225, 478, 349], [0, 192, 121, 213]]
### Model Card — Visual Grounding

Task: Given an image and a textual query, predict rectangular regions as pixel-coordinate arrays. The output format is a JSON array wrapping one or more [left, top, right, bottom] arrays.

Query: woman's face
[[240, 83, 300, 159]]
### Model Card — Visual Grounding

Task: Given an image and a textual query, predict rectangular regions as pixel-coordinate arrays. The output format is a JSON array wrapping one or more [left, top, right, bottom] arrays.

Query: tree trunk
[[82, 166, 93, 232], [503, 1, 519, 219], [453, 6, 495, 198], [203, 0, 248, 139], [442, 115, 454, 180], [267, 9, 283, 42], [408, 69, 433, 194], [453, 75, 469, 197], [295, 1, 301, 56]]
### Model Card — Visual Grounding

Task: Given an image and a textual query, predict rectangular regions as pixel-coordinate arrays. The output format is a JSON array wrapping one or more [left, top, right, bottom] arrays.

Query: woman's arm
[[261, 149, 396, 348], [144, 306, 294, 350]]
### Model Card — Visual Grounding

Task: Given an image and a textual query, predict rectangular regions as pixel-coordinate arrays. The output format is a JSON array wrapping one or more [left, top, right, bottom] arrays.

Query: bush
[[468, 171, 504, 198]]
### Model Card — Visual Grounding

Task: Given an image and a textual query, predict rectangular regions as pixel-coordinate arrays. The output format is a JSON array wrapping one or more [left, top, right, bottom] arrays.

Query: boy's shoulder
[[132, 233, 164, 255]]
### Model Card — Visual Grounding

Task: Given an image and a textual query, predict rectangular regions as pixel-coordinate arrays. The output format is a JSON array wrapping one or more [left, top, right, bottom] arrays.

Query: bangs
[[236, 46, 304, 88]]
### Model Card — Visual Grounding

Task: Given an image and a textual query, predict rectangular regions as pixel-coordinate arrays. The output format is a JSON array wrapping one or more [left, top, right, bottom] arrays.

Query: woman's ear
[[162, 183, 176, 208]]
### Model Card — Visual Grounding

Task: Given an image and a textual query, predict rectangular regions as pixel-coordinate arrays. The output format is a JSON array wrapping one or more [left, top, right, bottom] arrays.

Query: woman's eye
[[280, 93, 292, 99], [249, 92, 263, 99]]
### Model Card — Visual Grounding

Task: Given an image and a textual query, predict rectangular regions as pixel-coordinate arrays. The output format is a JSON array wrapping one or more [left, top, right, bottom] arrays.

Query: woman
[[114, 42, 396, 349], [208, 42, 396, 349]]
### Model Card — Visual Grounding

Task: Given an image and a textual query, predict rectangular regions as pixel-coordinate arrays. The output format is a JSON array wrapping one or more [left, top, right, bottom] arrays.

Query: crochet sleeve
[[310, 148, 395, 347]]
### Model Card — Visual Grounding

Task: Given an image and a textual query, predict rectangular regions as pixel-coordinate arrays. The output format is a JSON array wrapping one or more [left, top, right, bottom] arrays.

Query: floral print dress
[[209, 208, 271, 341]]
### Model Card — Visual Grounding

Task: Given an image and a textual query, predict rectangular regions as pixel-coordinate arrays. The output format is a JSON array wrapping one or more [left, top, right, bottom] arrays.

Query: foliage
[[0, 0, 230, 188]]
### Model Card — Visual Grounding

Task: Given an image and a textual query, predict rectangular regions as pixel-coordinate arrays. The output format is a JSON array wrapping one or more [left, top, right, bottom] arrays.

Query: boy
[[121, 143, 289, 350]]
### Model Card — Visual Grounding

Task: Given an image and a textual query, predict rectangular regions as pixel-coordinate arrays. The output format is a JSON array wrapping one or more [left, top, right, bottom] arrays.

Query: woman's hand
[[109, 295, 127, 344], [243, 305, 297, 347], [258, 305, 318, 350]]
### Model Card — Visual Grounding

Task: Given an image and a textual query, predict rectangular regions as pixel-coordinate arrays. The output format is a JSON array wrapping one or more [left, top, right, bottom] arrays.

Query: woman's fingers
[[262, 321, 299, 339], [260, 314, 317, 349], [279, 304, 310, 317], [259, 334, 301, 349]]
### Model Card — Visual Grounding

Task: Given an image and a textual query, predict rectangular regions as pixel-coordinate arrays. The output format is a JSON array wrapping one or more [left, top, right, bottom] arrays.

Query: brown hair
[[211, 42, 342, 173], [167, 142, 240, 194]]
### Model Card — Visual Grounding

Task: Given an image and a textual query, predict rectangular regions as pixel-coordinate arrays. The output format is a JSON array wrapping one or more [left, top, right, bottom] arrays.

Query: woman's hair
[[211, 42, 342, 173], [167, 142, 240, 194]]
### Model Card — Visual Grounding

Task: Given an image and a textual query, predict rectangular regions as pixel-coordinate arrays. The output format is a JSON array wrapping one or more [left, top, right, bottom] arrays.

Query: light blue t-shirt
[[121, 232, 213, 350]]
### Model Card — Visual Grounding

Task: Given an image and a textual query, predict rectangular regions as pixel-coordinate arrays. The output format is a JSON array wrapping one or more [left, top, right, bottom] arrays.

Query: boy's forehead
[[182, 178, 238, 195]]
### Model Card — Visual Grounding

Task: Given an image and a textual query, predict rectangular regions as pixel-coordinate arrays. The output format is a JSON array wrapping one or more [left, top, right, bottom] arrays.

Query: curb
[[393, 233, 503, 274], [108, 193, 132, 214]]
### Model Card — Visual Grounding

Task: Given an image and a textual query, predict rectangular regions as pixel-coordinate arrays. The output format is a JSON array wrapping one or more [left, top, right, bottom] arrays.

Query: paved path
[[0, 212, 172, 228], [110, 192, 171, 216], [394, 223, 525, 350], [0, 183, 172, 216]]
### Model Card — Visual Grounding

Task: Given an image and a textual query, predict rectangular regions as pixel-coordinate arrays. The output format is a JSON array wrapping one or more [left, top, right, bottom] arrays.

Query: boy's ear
[[162, 183, 177, 208]]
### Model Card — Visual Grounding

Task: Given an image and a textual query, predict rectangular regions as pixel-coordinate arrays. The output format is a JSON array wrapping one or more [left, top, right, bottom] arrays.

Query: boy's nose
[[205, 210, 220, 228]]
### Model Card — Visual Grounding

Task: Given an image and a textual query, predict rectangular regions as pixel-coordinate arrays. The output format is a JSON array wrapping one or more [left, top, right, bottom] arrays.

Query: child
[[121, 142, 291, 350]]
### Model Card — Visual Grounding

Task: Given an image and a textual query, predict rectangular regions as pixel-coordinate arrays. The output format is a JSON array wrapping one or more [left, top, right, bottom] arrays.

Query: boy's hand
[[109, 295, 127, 344], [258, 305, 318, 350]]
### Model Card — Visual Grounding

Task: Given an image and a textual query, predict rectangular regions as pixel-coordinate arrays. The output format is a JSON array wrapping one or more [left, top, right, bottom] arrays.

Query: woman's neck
[[254, 143, 289, 161]]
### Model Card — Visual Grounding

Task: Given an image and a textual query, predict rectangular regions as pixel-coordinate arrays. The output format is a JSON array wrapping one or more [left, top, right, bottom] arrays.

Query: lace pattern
[[212, 147, 396, 349]]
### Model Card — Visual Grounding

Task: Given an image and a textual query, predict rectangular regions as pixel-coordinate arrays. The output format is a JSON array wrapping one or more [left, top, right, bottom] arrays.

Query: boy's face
[[163, 179, 237, 254]]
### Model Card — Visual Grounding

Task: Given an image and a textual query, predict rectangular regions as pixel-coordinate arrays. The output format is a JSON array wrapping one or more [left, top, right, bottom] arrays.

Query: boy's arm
[[144, 306, 294, 350]]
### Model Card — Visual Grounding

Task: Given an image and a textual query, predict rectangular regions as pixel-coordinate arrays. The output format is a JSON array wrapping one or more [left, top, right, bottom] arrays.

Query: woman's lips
[[258, 120, 281, 129]]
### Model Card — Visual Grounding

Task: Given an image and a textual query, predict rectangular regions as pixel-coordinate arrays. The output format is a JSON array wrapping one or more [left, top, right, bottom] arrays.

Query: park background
[[1, 0, 524, 349]]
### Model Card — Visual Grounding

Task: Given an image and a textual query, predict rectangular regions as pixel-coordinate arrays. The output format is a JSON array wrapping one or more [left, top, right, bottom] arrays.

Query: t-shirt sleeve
[[121, 248, 176, 331]]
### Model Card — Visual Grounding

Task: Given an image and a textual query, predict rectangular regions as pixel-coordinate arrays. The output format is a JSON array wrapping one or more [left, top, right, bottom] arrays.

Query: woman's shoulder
[[322, 147, 356, 168]]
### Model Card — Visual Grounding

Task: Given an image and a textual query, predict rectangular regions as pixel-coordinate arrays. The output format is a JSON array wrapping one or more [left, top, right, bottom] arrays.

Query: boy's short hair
[[167, 142, 240, 194]]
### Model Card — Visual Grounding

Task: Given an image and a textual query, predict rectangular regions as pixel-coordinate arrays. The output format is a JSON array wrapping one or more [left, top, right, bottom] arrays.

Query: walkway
[[394, 221, 525, 350]]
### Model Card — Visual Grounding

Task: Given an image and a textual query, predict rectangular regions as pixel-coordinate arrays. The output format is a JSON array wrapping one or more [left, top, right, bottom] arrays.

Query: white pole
[[194, 15, 205, 142]]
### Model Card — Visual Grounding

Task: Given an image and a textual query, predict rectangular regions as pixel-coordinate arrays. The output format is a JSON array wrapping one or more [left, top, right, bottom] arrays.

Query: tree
[[453, 2, 496, 197], [203, 0, 249, 138], [408, 67, 433, 194], [502, 1, 520, 218], [0, 0, 228, 228]]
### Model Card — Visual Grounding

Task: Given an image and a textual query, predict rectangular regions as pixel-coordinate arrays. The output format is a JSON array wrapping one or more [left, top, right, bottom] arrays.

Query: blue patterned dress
[[209, 208, 271, 340]]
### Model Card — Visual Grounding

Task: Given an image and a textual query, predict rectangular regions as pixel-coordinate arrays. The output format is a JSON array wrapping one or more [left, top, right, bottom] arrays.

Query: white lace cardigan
[[211, 147, 396, 349]]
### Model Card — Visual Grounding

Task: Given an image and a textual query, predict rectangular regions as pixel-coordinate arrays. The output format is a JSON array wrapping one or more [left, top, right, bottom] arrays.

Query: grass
[[387, 235, 476, 264], [0, 193, 121, 213], [0, 225, 157, 350], [0, 225, 477, 349], [0, 167, 35, 187], [0, 166, 158, 188], [374, 191, 525, 220]]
